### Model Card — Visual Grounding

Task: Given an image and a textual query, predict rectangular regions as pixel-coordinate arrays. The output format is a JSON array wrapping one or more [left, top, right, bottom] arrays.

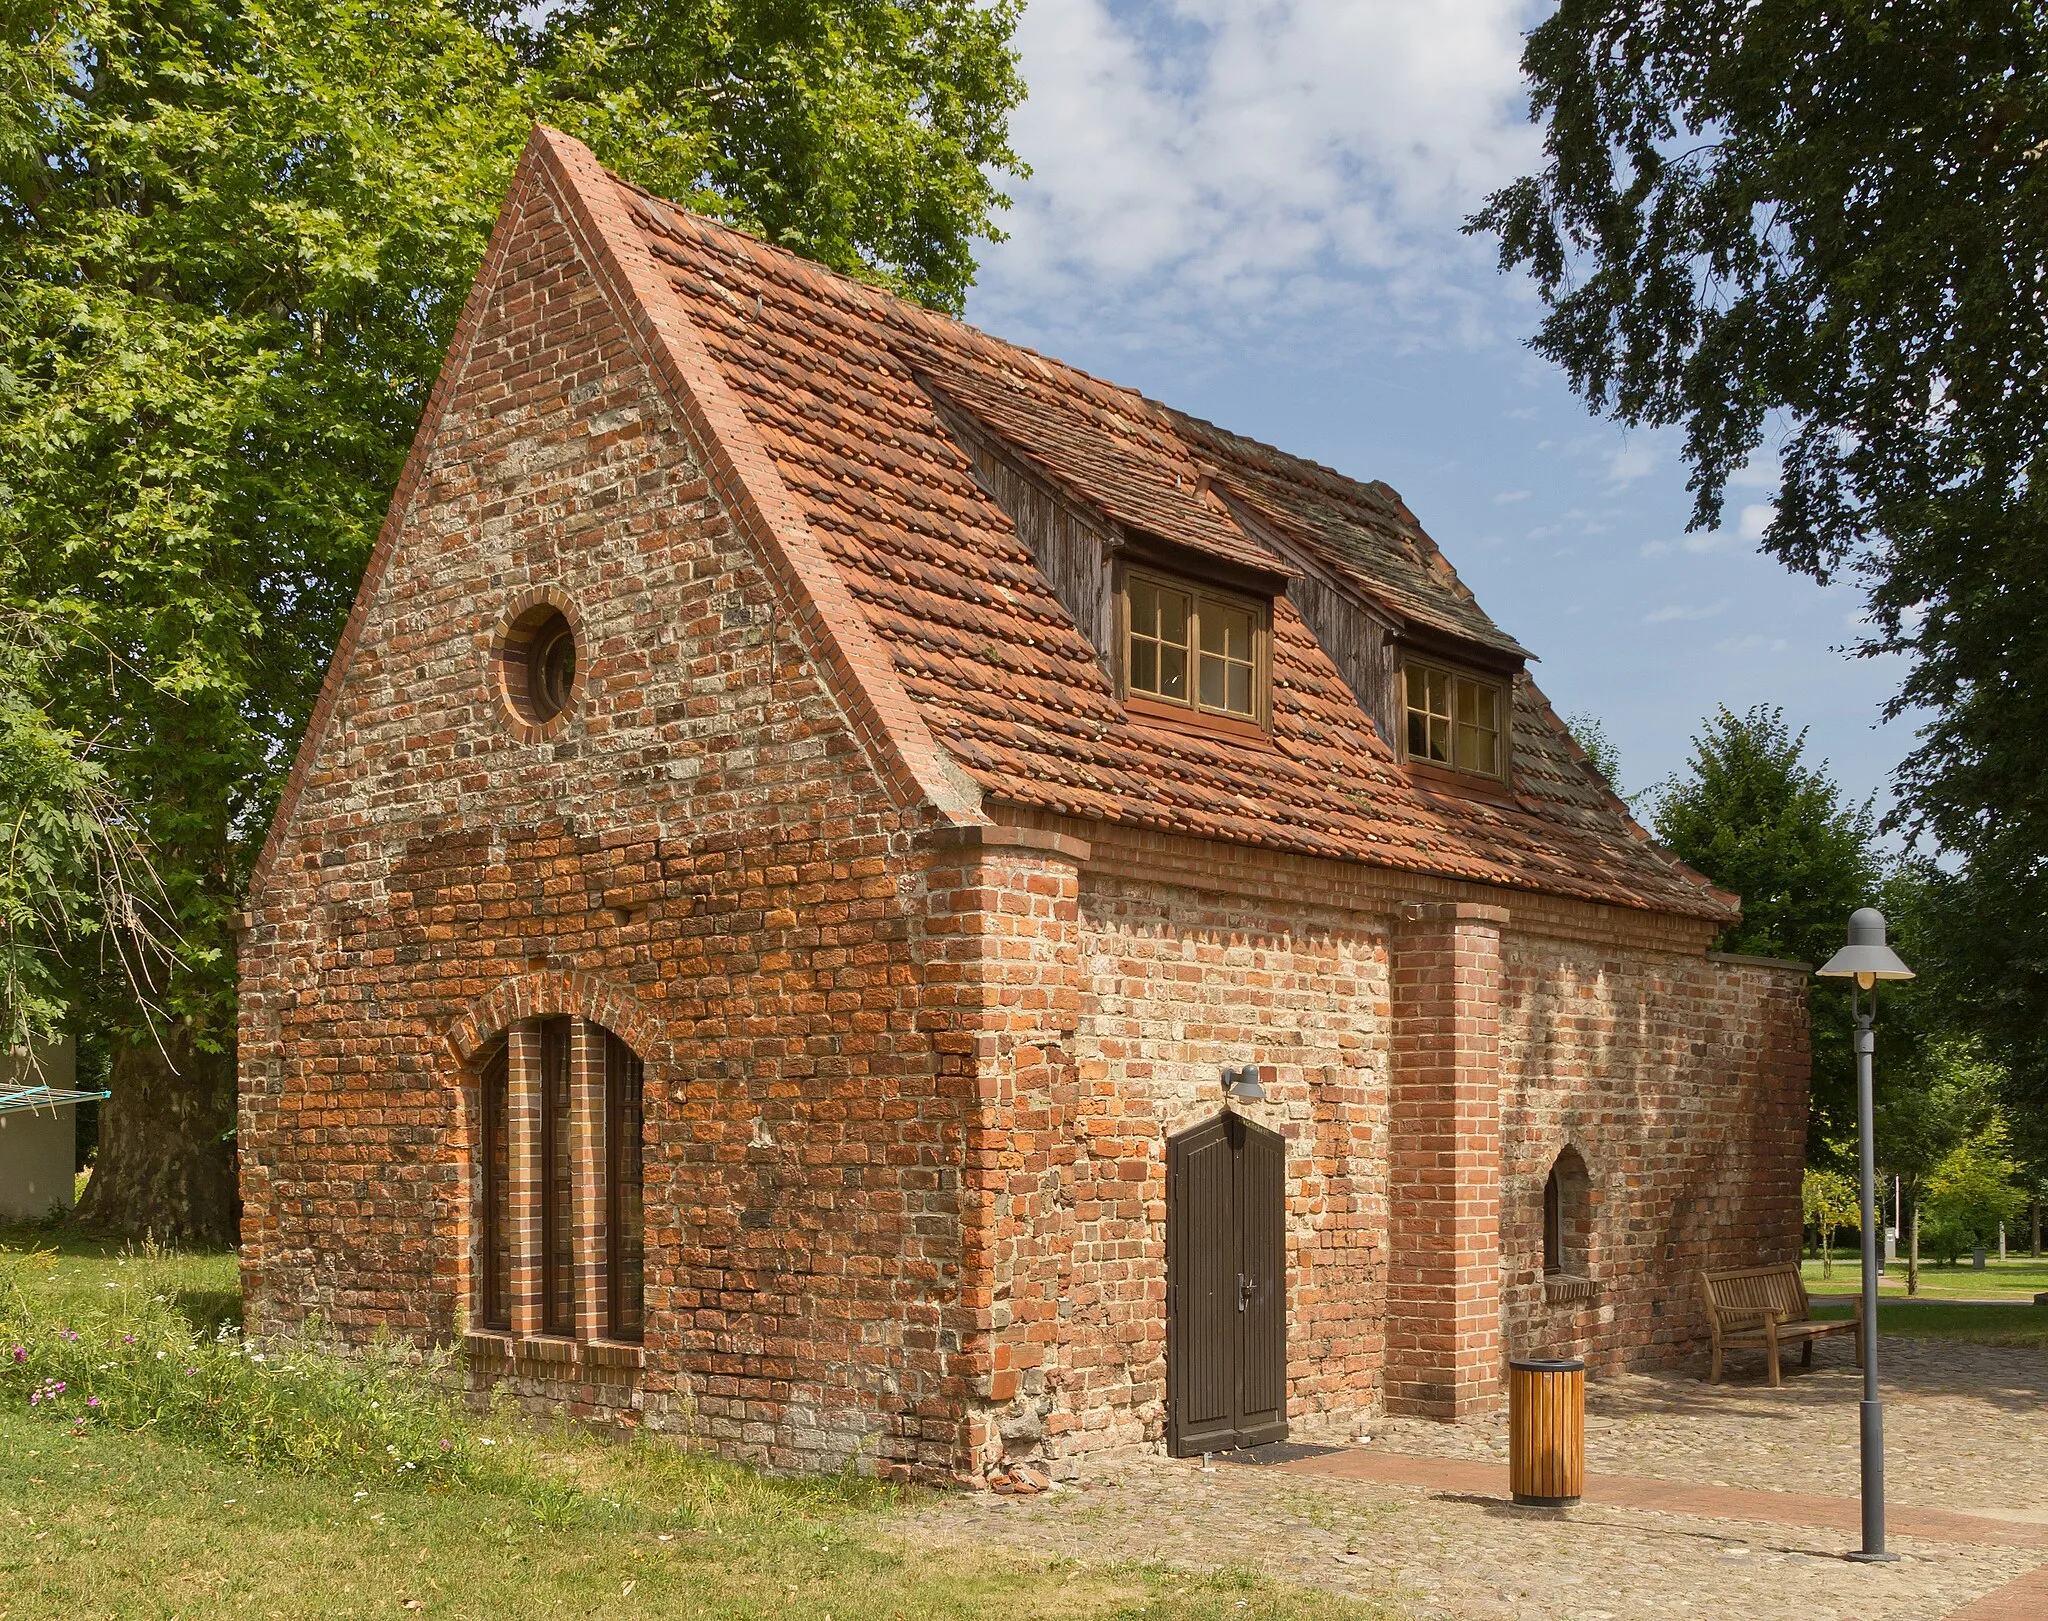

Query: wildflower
[[439, 1439, 452, 1451], [479, 1437, 497, 1446], [122, 1335, 134, 1345], [86, 1397, 100, 1409], [9, 1346, 23, 1363]]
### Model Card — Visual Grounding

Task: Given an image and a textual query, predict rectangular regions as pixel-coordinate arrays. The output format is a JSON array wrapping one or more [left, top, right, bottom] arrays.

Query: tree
[[1563, 711, 1624, 798], [1649, 705, 1879, 1155], [1801, 1166, 1857, 1278], [1874, 1035, 2001, 1293], [1926, 1113, 2027, 1261], [1, 0, 1024, 1240], [1470, 4, 2048, 1111]]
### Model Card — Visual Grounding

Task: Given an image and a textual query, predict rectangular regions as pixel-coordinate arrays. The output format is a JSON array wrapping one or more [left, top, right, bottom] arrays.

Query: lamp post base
[[1844, 1551, 1901, 1565]]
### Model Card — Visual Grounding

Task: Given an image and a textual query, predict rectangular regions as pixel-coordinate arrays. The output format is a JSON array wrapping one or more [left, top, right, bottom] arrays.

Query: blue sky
[[963, 0, 1911, 818]]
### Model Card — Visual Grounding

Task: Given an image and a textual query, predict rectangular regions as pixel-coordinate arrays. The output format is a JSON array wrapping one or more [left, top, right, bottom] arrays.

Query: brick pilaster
[[920, 824, 1090, 1483], [1386, 902, 1508, 1419], [507, 1020, 544, 1340]]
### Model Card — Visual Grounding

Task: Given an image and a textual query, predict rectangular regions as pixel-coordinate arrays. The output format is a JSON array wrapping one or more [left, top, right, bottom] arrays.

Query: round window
[[501, 603, 578, 726]]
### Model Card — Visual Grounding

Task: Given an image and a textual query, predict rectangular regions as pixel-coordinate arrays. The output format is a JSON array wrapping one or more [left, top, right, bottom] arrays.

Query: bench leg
[[1709, 1340, 1723, 1384], [1766, 1320, 1782, 1388], [1853, 1331, 1863, 1370], [1802, 1338, 1813, 1367]]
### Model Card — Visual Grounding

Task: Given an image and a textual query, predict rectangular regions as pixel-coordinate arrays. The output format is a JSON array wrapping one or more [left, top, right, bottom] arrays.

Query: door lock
[[1238, 1272, 1253, 1311]]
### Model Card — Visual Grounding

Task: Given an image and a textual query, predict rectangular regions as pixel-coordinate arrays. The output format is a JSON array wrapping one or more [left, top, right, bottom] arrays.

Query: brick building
[[239, 127, 1809, 1485]]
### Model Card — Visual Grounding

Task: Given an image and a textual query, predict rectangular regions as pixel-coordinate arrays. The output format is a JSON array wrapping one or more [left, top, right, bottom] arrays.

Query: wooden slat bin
[[1508, 1357, 1585, 1507]]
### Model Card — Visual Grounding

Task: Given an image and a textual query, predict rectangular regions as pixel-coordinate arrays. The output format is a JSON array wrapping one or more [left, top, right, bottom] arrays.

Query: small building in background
[[0, 1039, 99, 1221]]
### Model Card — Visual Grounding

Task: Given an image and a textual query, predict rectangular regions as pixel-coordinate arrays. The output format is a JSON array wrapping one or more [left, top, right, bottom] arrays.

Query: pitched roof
[[596, 146, 1733, 922], [264, 127, 1732, 924]]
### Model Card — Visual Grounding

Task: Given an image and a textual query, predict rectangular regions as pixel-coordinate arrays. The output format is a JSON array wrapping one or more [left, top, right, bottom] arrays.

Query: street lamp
[[1816, 906, 1915, 1563]]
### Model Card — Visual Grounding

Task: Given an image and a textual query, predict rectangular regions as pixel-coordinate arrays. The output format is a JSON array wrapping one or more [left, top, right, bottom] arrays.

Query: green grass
[[0, 1228, 1387, 1620], [1803, 1255, 2048, 1301], [1810, 1296, 2048, 1348]]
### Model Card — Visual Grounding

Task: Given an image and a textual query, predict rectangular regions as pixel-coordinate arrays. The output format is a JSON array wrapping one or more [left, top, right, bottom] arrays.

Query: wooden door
[[1167, 1113, 1288, 1455]]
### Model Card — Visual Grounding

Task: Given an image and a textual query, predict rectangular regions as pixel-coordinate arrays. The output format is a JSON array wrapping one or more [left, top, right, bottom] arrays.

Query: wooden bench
[[1698, 1264, 1862, 1386]]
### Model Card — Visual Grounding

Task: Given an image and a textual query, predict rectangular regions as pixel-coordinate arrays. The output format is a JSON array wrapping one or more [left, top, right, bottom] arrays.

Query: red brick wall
[[1496, 943, 1811, 1371], [238, 164, 967, 1479]]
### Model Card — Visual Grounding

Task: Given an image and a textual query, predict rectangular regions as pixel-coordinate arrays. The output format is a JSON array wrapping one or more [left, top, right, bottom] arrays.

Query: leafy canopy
[[1472, 2, 2048, 1103], [1651, 705, 1878, 1156], [0, 0, 1023, 1231]]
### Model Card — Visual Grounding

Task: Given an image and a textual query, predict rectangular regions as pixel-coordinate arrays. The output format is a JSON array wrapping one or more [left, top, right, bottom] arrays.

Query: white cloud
[[1737, 501, 1774, 541], [1714, 634, 1790, 657], [1639, 531, 1733, 559], [1644, 600, 1731, 624], [1607, 442, 1657, 487], [1493, 489, 1531, 504], [968, 0, 1542, 352]]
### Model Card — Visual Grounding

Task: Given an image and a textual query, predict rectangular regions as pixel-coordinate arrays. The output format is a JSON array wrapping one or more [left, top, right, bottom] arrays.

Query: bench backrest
[[1698, 1263, 1810, 1325]]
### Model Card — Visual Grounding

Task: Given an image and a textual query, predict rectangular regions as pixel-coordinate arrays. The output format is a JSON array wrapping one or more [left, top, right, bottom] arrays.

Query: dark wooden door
[[1167, 1113, 1288, 1456]]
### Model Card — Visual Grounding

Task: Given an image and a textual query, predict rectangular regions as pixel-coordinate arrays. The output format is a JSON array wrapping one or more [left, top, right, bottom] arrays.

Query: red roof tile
[[540, 137, 1735, 922]]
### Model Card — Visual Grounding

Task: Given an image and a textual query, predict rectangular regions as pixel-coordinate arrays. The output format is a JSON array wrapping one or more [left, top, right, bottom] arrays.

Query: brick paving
[[905, 1337, 2048, 1620]]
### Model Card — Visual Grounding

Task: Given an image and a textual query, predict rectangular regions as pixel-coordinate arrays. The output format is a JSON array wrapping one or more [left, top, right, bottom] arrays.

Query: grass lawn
[[1808, 1296, 2048, 1348], [0, 1226, 1385, 1621], [1802, 1255, 2048, 1301]]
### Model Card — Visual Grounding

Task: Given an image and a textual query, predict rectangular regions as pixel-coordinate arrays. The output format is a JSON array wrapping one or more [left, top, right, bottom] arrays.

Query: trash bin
[[1508, 1357, 1584, 1507]]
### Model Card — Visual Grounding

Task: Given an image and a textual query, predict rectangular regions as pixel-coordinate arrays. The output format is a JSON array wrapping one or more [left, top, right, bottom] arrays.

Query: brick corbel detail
[[1386, 901, 1509, 1419], [919, 829, 1089, 1483]]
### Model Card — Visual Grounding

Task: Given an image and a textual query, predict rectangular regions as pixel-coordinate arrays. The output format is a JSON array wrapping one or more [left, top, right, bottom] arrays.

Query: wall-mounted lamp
[[1222, 1064, 1267, 1102]]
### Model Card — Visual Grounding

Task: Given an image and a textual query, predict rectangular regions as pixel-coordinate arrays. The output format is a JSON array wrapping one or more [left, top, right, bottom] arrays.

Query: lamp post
[[1816, 907, 1914, 1563]]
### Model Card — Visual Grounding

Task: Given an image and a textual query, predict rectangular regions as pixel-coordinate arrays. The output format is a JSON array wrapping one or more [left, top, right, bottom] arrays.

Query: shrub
[[0, 1247, 481, 1486]]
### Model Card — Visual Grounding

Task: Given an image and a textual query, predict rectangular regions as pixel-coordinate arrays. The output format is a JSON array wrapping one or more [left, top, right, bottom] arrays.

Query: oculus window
[[1124, 570, 1266, 724], [1403, 662, 1504, 778]]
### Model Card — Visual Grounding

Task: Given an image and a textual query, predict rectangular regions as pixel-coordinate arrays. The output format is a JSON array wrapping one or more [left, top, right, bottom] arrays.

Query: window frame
[[603, 1030, 646, 1345], [479, 1043, 512, 1333], [1117, 564, 1273, 733], [1399, 658, 1508, 782]]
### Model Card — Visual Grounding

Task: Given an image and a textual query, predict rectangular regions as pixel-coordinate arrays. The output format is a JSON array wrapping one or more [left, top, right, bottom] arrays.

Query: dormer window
[[1122, 568, 1268, 728], [1404, 661, 1504, 779]]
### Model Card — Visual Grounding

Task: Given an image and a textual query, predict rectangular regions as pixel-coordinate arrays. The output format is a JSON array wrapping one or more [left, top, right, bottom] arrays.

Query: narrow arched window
[[1543, 1146, 1591, 1279]]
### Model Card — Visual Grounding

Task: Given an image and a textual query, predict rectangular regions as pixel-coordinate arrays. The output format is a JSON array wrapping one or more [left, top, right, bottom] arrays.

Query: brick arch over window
[[446, 969, 664, 1067]]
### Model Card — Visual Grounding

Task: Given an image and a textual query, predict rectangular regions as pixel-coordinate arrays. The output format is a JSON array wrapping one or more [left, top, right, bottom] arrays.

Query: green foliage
[[0, 612, 163, 1053], [1562, 710, 1623, 798], [519, 0, 1027, 311], [1801, 1166, 1857, 1275], [0, 0, 1023, 1225], [1650, 705, 1878, 1152], [0, 1245, 478, 1484], [1927, 1113, 2027, 1249], [1471, 2, 2048, 1134]]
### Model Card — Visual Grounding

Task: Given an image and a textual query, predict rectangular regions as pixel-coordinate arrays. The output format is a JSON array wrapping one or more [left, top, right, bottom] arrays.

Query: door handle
[[1238, 1272, 1252, 1312]]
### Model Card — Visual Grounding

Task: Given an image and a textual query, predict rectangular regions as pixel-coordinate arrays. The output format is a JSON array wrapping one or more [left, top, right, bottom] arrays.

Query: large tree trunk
[[76, 1019, 237, 1245]]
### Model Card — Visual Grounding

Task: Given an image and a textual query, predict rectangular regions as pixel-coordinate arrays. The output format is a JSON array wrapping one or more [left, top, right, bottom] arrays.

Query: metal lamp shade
[[1816, 908, 1915, 982], [1224, 1064, 1268, 1101]]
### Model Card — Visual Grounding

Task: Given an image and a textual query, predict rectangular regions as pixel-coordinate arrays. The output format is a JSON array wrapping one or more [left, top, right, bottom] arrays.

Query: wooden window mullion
[[506, 1021, 545, 1339]]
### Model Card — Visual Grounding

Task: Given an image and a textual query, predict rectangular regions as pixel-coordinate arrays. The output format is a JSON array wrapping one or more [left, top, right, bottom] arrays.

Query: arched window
[[474, 1018, 645, 1346], [1542, 1146, 1591, 1279]]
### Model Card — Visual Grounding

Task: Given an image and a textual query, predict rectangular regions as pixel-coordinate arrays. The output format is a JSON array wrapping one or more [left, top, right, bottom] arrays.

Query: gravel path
[[905, 1336, 2048, 1620]]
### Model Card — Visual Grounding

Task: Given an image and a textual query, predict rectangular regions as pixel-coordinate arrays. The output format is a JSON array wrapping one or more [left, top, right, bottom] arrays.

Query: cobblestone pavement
[[904, 1338, 2048, 1620]]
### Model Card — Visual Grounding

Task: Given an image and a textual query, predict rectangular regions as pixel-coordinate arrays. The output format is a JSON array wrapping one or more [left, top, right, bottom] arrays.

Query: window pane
[[1456, 723, 1497, 775], [1199, 651, 1225, 709], [1131, 638, 1158, 695], [1158, 587, 1190, 647], [1159, 642, 1187, 699], [1228, 661, 1253, 716], [1406, 664, 1429, 710], [1428, 715, 1450, 763], [1407, 710, 1429, 756], [1130, 578, 1158, 638]]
